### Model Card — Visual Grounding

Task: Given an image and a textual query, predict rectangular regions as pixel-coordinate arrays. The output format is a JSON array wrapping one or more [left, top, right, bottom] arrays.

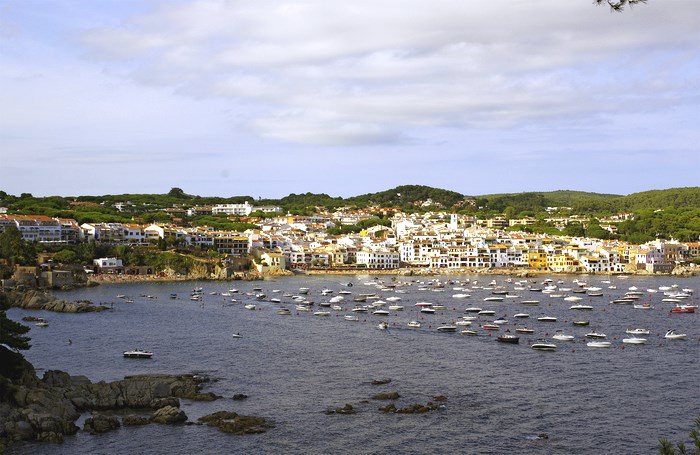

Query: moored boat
[[531, 339, 557, 351], [497, 334, 520, 344], [123, 349, 153, 359]]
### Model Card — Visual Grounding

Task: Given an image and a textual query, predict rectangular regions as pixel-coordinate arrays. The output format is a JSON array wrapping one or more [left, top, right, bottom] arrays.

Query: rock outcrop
[[0, 366, 217, 451], [198, 411, 272, 435], [4, 290, 109, 313]]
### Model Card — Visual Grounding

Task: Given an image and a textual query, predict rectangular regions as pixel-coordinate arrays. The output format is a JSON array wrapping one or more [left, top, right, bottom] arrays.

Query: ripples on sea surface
[[7, 274, 700, 454]]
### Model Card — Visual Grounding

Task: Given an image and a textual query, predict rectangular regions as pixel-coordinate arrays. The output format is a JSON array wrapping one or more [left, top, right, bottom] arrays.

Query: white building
[[355, 250, 400, 269]]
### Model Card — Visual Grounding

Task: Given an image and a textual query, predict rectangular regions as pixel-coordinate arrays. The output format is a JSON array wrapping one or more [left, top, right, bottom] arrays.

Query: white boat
[[625, 328, 650, 335], [34, 318, 49, 327], [244, 304, 256, 310], [664, 330, 687, 340], [569, 304, 593, 310], [276, 308, 291, 315], [313, 311, 331, 316], [452, 294, 471, 299], [513, 313, 530, 318], [372, 309, 389, 316], [622, 337, 647, 344], [407, 321, 421, 328], [344, 315, 359, 321], [587, 341, 612, 348], [388, 305, 404, 311], [484, 296, 504, 302], [537, 316, 557, 322], [231, 333, 242, 338], [585, 331, 607, 339], [296, 305, 311, 311], [531, 340, 557, 351], [385, 296, 401, 302], [464, 307, 482, 313], [123, 349, 153, 359], [331, 305, 343, 311], [421, 307, 436, 314], [436, 325, 457, 333], [377, 321, 389, 330], [564, 296, 583, 302], [552, 332, 574, 341], [493, 318, 508, 325], [270, 298, 281, 303]]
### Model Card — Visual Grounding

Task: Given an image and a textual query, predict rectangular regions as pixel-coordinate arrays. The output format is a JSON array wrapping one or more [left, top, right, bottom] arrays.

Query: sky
[[0, 0, 698, 199]]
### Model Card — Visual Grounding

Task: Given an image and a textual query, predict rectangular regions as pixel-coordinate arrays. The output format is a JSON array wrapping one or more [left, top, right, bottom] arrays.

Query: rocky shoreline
[[4, 290, 110, 313], [0, 352, 271, 452]]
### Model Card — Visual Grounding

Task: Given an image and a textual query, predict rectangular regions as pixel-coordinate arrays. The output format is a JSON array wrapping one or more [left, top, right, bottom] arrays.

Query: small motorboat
[[569, 304, 593, 310], [123, 349, 153, 359], [34, 318, 49, 327], [313, 311, 331, 316], [664, 330, 687, 340], [344, 315, 359, 321], [587, 341, 612, 348], [464, 307, 482, 313], [493, 317, 509, 325], [377, 321, 389, 330], [372, 309, 390, 316], [421, 307, 436, 314], [460, 329, 478, 336], [520, 300, 540, 305], [478, 310, 496, 315], [407, 321, 421, 328], [585, 331, 607, 339], [625, 328, 650, 335], [497, 334, 520, 344], [231, 333, 242, 338], [531, 340, 557, 351], [537, 316, 557, 322], [481, 324, 499, 331], [552, 331, 574, 341], [671, 306, 695, 314], [515, 328, 534, 334], [244, 304, 256, 310], [514, 313, 530, 318], [436, 325, 457, 333], [573, 321, 590, 326], [276, 308, 291, 315]]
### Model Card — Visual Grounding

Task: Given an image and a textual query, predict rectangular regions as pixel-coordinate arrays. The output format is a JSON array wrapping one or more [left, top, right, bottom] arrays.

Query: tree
[[168, 187, 187, 199], [659, 414, 700, 455], [0, 293, 31, 351], [595, 0, 648, 12]]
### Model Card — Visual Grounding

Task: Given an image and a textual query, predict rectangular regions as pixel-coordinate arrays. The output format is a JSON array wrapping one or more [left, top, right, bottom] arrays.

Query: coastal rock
[[232, 394, 248, 401], [83, 414, 121, 434], [198, 411, 272, 434], [5, 290, 108, 313], [370, 378, 392, 385], [151, 405, 187, 424], [371, 391, 400, 400]]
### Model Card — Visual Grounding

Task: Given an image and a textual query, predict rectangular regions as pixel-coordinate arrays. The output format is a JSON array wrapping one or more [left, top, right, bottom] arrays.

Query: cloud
[[76, 0, 699, 146]]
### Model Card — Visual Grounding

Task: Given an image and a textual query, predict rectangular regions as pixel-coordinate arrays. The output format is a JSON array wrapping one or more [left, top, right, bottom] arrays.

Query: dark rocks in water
[[122, 415, 151, 426], [371, 378, 392, 385], [379, 401, 442, 414], [232, 394, 248, 401], [151, 406, 188, 425], [198, 411, 273, 435], [395, 403, 437, 414], [0, 368, 219, 451], [378, 403, 397, 413], [432, 395, 447, 402], [6, 289, 108, 313], [538, 433, 549, 440], [326, 403, 356, 415], [83, 414, 121, 434], [371, 391, 400, 400]]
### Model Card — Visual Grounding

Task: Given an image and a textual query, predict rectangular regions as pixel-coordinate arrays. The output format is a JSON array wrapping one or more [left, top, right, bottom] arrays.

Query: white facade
[[355, 250, 400, 269]]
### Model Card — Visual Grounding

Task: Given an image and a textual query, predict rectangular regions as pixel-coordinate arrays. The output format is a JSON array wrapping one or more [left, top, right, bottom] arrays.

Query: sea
[[6, 274, 700, 454]]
